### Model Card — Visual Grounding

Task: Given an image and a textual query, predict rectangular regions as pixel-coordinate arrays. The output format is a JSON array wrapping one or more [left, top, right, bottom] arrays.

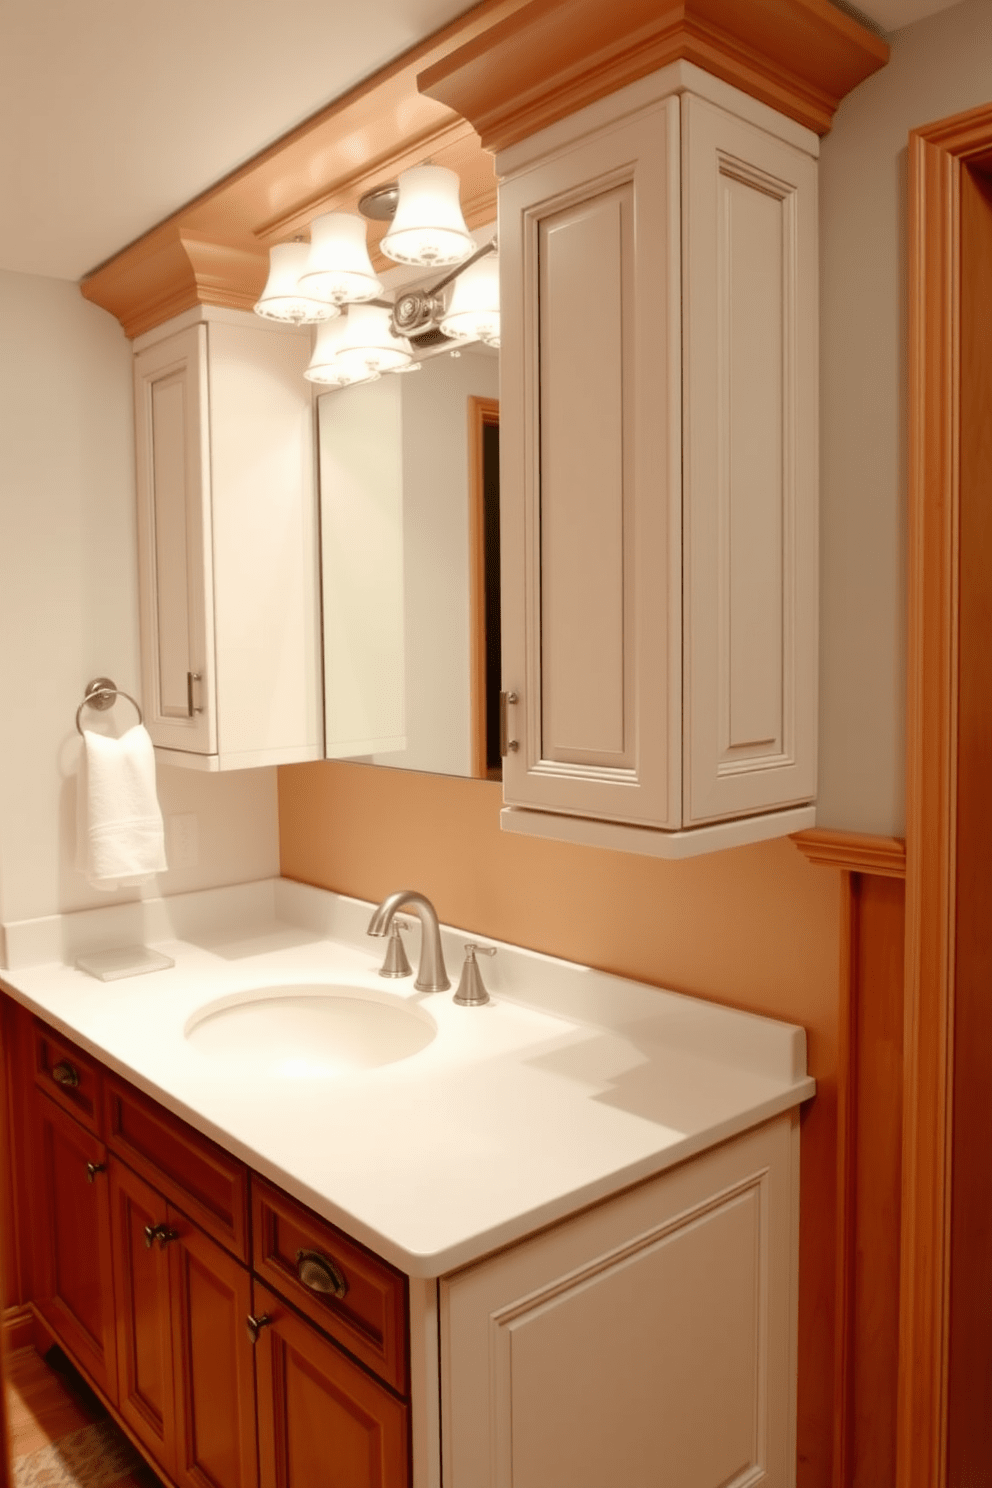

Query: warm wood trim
[[899, 101, 992, 1488], [0, 1306, 34, 1356], [791, 828, 906, 878], [468, 397, 500, 781], [80, 0, 888, 338], [832, 871, 858, 1488], [418, 0, 889, 151], [79, 0, 529, 337]]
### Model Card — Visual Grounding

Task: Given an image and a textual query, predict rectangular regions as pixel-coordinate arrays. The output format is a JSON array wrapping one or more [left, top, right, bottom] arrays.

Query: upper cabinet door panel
[[134, 324, 216, 755], [500, 96, 683, 828], [682, 95, 818, 823]]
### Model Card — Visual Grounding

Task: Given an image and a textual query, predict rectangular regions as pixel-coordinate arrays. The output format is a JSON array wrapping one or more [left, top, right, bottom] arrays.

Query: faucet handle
[[379, 919, 412, 979], [454, 943, 496, 1007]]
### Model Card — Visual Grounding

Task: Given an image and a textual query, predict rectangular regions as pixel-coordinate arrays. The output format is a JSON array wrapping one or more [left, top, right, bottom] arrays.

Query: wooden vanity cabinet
[[17, 1011, 411, 1488], [253, 1280, 409, 1488], [30, 1088, 117, 1402]]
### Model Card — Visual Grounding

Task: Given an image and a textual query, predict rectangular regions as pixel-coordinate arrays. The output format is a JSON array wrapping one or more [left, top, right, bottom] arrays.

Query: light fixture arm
[[385, 237, 497, 340]]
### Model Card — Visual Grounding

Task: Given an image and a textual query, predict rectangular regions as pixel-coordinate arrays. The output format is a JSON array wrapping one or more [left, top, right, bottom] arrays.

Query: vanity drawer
[[34, 1022, 103, 1134], [105, 1075, 249, 1263], [252, 1176, 409, 1395]]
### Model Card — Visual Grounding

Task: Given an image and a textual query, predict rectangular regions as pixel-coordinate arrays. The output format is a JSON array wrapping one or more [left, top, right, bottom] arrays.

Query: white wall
[[0, 271, 280, 930], [817, 0, 992, 835]]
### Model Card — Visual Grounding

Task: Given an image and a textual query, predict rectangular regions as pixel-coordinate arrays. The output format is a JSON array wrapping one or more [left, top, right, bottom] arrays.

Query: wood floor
[[6, 1346, 163, 1488]]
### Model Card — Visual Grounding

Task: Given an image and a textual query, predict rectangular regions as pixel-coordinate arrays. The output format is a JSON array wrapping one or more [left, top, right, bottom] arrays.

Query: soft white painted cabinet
[[498, 67, 818, 857], [132, 307, 321, 770], [441, 1116, 799, 1488]]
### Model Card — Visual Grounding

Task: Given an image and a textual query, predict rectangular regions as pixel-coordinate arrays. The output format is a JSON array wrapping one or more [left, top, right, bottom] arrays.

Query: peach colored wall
[[278, 758, 841, 1486]]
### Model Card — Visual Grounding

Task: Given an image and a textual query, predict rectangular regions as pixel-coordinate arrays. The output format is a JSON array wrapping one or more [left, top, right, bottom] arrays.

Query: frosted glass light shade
[[299, 213, 381, 304], [304, 316, 379, 386], [254, 242, 338, 324], [380, 165, 474, 268], [335, 304, 413, 375], [440, 252, 501, 346]]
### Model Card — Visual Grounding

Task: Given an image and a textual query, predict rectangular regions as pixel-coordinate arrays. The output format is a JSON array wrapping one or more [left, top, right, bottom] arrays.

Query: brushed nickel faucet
[[367, 890, 450, 992]]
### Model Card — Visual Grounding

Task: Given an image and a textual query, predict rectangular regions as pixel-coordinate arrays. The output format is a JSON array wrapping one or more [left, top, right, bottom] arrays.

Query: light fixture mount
[[358, 184, 400, 221]]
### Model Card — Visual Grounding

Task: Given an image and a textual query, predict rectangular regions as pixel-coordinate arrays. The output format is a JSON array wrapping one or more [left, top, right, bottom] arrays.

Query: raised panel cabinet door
[[168, 1205, 258, 1488], [133, 323, 217, 756], [31, 1091, 118, 1401], [441, 1117, 799, 1488], [499, 95, 683, 828], [253, 1282, 409, 1488], [109, 1157, 178, 1478], [682, 94, 818, 823]]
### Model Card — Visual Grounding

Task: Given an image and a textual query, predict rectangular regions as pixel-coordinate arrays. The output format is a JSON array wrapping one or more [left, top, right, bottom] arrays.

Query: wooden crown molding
[[418, 0, 890, 152], [80, 0, 526, 337], [791, 828, 907, 878]]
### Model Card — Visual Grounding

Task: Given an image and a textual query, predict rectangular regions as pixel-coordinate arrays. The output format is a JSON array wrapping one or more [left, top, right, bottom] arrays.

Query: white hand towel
[[76, 724, 168, 890]]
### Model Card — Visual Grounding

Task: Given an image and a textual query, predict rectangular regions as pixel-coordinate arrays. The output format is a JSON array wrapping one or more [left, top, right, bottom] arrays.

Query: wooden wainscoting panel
[[830, 866, 906, 1488]]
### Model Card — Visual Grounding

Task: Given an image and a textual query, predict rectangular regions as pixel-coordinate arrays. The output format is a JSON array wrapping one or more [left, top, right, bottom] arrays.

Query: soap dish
[[75, 946, 175, 982]]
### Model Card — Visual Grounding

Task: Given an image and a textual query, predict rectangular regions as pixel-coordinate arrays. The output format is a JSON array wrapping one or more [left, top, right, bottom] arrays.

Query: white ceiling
[[0, 0, 965, 284]]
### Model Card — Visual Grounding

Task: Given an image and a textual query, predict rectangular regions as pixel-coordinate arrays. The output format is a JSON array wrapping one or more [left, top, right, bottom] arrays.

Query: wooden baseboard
[[1, 1304, 36, 1355]]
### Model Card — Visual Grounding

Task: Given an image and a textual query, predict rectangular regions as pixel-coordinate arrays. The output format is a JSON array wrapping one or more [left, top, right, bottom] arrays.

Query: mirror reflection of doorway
[[468, 397, 501, 780]]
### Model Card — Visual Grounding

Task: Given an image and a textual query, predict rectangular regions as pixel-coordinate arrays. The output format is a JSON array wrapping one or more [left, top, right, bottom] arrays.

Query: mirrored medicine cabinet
[[316, 341, 501, 781]]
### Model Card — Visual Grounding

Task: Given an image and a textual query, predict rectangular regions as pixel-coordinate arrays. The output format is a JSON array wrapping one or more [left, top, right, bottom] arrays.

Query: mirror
[[317, 342, 501, 779]]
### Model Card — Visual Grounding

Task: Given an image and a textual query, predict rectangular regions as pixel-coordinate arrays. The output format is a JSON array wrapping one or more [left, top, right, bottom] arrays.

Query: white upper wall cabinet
[[497, 63, 819, 858], [132, 307, 322, 771]]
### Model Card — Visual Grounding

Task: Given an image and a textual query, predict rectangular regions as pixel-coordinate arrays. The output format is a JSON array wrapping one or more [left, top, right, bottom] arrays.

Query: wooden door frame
[[899, 100, 992, 1488]]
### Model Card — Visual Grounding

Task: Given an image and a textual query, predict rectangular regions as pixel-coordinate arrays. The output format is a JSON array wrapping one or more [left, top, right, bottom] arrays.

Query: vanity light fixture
[[377, 164, 475, 268], [303, 315, 379, 386], [439, 250, 501, 347], [297, 212, 382, 305], [253, 241, 338, 324], [334, 303, 414, 376]]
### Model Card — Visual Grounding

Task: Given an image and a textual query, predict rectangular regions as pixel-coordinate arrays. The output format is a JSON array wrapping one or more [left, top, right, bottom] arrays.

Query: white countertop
[[0, 879, 815, 1276]]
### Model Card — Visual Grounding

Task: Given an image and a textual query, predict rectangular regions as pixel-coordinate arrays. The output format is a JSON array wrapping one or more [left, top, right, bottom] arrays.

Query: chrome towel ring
[[75, 677, 144, 736]]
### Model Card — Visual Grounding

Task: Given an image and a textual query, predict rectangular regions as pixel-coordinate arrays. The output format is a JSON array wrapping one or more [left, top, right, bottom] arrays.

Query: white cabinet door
[[681, 96, 818, 824], [499, 96, 683, 828], [134, 324, 216, 755], [497, 72, 818, 856], [441, 1117, 799, 1488], [133, 310, 321, 770]]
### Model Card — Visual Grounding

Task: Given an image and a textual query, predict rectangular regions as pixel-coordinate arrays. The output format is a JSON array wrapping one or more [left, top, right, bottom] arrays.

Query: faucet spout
[[367, 890, 450, 993]]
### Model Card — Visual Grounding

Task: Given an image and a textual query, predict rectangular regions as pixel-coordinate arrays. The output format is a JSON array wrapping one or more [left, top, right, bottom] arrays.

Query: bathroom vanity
[[1, 880, 813, 1488]]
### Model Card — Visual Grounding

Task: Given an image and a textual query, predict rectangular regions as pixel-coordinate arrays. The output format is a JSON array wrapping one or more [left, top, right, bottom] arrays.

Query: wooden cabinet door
[[31, 1091, 117, 1400], [499, 94, 683, 829], [681, 94, 818, 824], [168, 1205, 258, 1488], [110, 1157, 178, 1477], [253, 1281, 409, 1488], [133, 322, 217, 756]]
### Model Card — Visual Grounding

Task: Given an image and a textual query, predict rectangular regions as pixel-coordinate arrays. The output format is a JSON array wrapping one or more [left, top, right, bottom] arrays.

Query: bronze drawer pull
[[52, 1060, 80, 1089], [143, 1223, 179, 1249], [296, 1248, 348, 1300], [85, 1162, 106, 1183], [246, 1313, 271, 1345]]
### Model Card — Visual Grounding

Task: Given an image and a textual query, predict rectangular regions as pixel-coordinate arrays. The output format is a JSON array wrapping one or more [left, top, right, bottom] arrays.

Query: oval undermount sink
[[184, 984, 436, 1077]]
